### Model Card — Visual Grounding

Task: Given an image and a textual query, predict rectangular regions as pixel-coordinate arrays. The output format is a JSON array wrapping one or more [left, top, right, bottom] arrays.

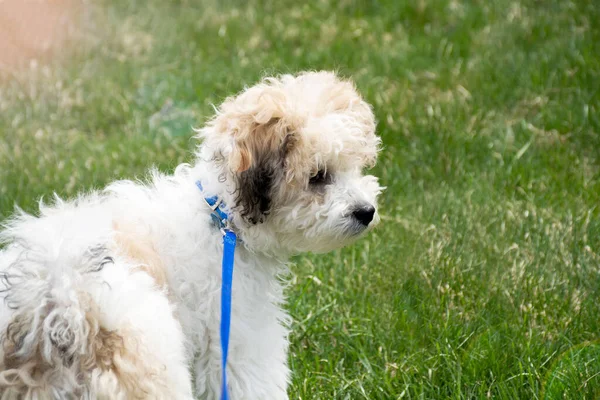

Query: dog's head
[[198, 71, 382, 255]]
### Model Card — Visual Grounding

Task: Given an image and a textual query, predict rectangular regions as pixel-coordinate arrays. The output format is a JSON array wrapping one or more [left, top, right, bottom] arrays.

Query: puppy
[[0, 71, 382, 399]]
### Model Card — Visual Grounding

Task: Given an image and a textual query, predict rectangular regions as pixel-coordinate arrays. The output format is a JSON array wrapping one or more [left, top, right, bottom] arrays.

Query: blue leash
[[220, 230, 236, 400], [195, 181, 236, 400]]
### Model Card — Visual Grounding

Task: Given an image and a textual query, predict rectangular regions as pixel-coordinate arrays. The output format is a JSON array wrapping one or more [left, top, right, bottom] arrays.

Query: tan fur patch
[[0, 297, 167, 399], [0, 299, 122, 397], [231, 118, 294, 173], [3, 313, 34, 370], [89, 325, 163, 399], [112, 222, 167, 289], [82, 313, 122, 373], [85, 300, 170, 398], [213, 82, 303, 173]]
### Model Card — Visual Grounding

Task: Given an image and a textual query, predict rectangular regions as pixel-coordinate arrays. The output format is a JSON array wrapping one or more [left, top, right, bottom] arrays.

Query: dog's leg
[[228, 348, 291, 400], [86, 258, 194, 400], [193, 306, 290, 400]]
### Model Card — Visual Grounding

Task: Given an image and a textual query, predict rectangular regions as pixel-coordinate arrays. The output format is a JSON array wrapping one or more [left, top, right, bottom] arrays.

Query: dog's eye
[[309, 169, 328, 185]]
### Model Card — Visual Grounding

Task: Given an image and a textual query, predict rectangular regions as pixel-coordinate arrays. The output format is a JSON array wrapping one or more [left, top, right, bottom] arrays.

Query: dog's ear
[[234, 143, 278, 225], [234, 119, 300, 224], [213, 84, 299, 224]]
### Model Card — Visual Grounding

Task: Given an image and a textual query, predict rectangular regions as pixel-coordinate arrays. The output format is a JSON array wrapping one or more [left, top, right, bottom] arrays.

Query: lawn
[[1, 0, 599, 398]]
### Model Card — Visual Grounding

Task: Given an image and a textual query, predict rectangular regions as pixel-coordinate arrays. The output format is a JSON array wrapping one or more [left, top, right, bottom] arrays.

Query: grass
[[1, 0, 599, 398]]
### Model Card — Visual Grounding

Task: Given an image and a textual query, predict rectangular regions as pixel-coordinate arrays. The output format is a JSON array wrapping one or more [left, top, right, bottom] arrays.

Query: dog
[[0, 71, 382, 399]]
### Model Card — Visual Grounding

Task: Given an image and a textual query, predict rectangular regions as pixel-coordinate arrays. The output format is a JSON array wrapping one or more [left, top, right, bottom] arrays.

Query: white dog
[[0, 71, 382, 399]]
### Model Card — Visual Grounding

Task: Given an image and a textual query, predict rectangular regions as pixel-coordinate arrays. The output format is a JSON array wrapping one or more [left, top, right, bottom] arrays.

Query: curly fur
[[0, 71, 382, 399]]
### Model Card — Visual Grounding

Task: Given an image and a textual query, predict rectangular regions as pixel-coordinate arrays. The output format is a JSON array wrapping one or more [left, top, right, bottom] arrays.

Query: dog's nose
[[352, 205, 375, 226]]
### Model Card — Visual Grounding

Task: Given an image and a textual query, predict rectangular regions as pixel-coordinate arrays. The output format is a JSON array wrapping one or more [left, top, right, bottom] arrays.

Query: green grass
[[1, 0, 600, 398]]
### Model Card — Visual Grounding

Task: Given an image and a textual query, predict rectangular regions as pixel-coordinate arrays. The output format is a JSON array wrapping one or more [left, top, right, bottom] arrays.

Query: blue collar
[[195, 180, 236, 400], [195, 181, 231, 232]]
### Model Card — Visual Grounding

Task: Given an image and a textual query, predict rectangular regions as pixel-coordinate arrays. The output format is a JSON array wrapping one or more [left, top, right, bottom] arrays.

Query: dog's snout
[[352, 205, 375, 226]]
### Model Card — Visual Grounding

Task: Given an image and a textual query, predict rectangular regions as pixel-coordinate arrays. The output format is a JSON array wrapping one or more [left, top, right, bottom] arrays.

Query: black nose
[[352, 205, 375, 226]]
